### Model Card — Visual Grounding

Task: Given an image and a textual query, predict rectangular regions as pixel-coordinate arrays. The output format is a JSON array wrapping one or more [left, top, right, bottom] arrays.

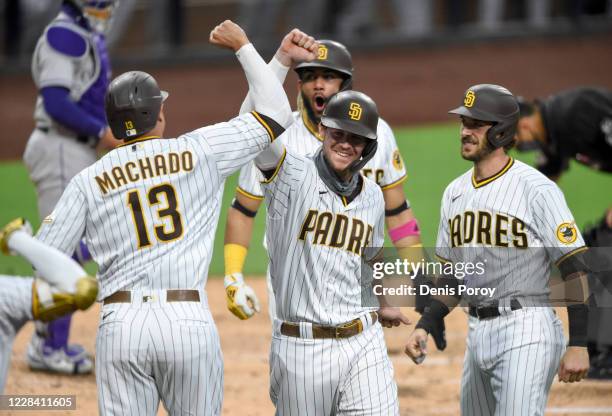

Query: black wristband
[[385, 200, 409, 217], [415, 298, 450, 334], [231, 198, 257, 218], [567, 303, 589, 347]]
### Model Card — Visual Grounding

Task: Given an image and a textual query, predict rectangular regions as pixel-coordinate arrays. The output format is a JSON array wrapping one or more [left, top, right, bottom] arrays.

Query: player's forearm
[[239, 57, 290, 115], [387, 209, 422, 249], [224, 207, 256, 248], [9, 231, 85, 293], [224, 203, 258, 275], [236, 44, 292, 128], [41, 86, 106, 139]]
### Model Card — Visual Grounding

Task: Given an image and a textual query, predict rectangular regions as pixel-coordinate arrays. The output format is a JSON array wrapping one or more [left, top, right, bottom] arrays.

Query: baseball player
[[34, 20, 316, 415], [223, 38, 422, 322], [0, 218, 97, 393], [516, 87, 612, 378], [241, 86, 408, 414], [22, 0, 118, 374], [405, 84, 591, 416]]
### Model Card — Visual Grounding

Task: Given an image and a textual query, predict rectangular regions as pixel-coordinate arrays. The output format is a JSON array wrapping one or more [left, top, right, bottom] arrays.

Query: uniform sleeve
[[186, 112, 276, 179], [435, 186, 452, 262], [8, 229, 85, 293], [377, 119, 407, 190], [239, 56, 290, 115], [236, 161, 265, 201], [36, 177, 88, 256], [260, 151, 305, 219], [531, 184, 586, 264]]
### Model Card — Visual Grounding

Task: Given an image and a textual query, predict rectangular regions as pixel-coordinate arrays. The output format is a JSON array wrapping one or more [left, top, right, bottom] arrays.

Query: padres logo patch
[[392, 149, 404, 171], [556, 222, 577, 244], [348, 102, 362, 120], [317, 44, 328, 60], [464, 91, 476, 108]]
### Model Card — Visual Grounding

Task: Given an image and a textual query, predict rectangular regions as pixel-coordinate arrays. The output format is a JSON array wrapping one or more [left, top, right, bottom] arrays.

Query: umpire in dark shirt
[[516, 86, 612, 178], [517, 86, 612, 379]]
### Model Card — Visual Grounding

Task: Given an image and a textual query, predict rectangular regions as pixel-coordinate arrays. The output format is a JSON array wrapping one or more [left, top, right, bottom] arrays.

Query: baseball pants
[[96, 290, 223, 416], [269, 318, 399, 415], [460, 307, 565, 416]]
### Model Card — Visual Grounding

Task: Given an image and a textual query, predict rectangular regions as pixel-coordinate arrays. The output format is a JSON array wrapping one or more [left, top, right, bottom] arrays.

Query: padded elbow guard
[[32, 276, 98, 322]]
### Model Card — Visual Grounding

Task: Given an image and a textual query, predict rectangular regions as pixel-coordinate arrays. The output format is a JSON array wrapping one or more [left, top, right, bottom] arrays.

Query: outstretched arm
[[0, 218, 98, 322], [239, 28, 317, 115], [1, 218, 84, 293], [210, 21, 315, 129]]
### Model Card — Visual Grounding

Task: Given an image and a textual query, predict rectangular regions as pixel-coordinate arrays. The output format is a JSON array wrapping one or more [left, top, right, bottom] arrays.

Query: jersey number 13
[[127, 184, 184, 248]]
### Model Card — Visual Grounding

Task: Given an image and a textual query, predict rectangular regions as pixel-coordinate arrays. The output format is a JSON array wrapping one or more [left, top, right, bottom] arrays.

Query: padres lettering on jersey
[[448, 210, 528, 248], [298, 210, 374, 256], [436, 158, 586, 305]]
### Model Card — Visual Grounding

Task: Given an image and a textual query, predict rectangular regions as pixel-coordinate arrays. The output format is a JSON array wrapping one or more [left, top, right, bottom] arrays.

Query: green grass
[[1, 122, 609, 277]]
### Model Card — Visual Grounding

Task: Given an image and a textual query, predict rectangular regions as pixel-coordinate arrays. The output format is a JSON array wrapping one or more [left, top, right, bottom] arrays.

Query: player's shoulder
[[376, 117, 393, 133], [362, 175, 385, 206], [375, 117, 395, 143], [44, 15, 90, 58], [509, 159, 557, 190], [362, 174, 384, 195], [285, 147, 312, 168]]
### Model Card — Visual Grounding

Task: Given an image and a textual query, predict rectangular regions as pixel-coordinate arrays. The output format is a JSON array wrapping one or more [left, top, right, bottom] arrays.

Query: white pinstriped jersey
[[237, 111, 407, 200], [37, 112, 273, 299], [261, 149, 385, 325], [436, 158, 586, 305]]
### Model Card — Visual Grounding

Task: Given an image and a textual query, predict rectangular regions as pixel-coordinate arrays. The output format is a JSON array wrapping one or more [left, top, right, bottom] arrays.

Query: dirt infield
[[5, 279, 612, 416], [1, 34, 612, 160]]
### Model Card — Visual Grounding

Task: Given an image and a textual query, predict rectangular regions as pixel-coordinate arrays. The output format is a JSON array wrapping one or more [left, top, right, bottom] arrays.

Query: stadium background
[[0, 1, 611, 414]]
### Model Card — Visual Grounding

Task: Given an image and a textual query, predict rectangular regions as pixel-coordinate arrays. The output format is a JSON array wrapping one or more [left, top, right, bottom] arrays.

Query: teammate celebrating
[[23, 0, 119, 375], [0, 218, 97, 393], [223, 38, 422, 321], [405, 84, 591, 415], [241, 85, 408, 414], [34, 20, 316, 415]]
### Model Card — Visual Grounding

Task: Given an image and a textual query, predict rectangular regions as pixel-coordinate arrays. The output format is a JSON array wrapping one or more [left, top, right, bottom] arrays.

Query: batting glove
[[0, 218, 33, 255], [224, 273, 261, 320]]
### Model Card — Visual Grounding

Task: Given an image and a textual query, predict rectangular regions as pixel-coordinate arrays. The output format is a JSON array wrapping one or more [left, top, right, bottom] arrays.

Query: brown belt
[[280, 312, 378, 339], [103, 290, 200, 305]]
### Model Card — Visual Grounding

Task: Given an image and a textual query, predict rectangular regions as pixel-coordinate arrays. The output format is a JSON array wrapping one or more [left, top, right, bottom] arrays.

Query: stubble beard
[[461, 135, 494, 162]]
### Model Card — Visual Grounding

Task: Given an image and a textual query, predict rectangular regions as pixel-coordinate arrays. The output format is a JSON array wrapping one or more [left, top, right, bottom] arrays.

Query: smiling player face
[[320, 127, 367, 178], [298, 68, 344, 118], [459, 116, 495, 162]]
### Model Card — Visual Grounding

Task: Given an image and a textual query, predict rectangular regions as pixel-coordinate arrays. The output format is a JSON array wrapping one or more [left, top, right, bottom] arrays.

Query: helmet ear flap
[[349, 140, 378, 173], [340, 77, 353, 92], [486, 122, 517, 148]]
